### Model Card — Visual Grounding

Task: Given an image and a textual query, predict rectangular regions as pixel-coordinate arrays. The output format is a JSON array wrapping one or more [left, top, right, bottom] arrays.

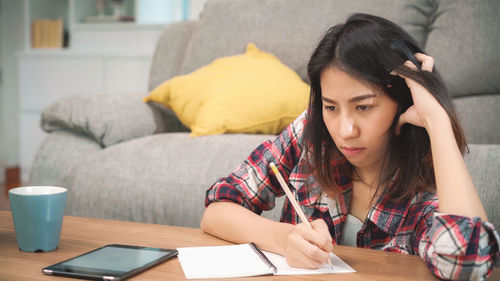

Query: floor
[[0, 167, 21, 211]]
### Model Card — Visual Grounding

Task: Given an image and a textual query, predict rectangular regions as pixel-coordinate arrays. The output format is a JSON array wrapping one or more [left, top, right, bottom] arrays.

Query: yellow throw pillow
[[143, 43, 310, 137]]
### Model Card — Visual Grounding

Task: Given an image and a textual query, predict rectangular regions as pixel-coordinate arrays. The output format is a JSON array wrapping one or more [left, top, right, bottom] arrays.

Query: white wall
[[0, 0, 25, 170]]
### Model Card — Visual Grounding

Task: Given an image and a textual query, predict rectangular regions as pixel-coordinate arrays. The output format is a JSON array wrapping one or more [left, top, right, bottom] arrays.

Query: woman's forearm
[[200, 202, 295, 254], [426, 113, 488, 220]]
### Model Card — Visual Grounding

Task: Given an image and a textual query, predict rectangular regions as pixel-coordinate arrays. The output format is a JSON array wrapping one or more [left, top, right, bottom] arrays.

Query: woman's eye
[[356, 105, 371, 111], [324, 105, 336, 112]]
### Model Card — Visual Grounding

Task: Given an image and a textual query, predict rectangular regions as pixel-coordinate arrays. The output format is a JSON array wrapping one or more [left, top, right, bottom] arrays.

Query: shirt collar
[[293, 153, 351, 211], [365, 170, 413, 236], [294, 150, 413, 236], [298, 162, 413, 237]]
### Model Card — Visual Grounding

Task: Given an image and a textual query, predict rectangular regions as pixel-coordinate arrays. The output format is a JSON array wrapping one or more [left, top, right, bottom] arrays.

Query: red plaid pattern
[[205, 111, 499, 280]]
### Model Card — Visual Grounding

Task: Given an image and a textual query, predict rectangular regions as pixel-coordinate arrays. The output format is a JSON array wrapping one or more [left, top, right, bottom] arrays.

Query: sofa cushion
[[424, 0, 500, 97], [180, 0, 426, 83], [144, 43, 310, 137], [60, 132, 275, 227]]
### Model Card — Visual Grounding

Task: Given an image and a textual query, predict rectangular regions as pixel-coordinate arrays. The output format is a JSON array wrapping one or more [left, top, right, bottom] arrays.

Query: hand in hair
[[393, 53, 488, 221], [392, 53, 449, 135]]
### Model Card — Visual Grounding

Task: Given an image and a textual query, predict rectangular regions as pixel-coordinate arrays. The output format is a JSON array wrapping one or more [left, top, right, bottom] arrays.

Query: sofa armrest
[[41, 93, 188, 148], [464, 144, 500, 229]]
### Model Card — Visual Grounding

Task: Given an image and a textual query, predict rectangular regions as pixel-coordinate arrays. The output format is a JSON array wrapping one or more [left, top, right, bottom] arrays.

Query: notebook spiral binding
[[249, 242, 277, 274]]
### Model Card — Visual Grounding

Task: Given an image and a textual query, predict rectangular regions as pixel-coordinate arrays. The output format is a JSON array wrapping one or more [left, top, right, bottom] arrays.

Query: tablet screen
[[43, 244, 178, 280]]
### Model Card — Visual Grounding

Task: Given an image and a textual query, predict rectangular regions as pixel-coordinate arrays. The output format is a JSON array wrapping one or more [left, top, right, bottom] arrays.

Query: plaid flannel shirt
[[205, 111, 500, 280]]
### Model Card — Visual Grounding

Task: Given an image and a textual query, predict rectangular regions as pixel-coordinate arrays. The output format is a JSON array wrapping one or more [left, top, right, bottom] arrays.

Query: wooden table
[[0, 210, 459, 280]]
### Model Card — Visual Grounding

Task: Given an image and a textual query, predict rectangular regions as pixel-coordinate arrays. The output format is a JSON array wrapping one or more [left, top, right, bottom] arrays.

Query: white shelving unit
[[18, 0, 202, 182]]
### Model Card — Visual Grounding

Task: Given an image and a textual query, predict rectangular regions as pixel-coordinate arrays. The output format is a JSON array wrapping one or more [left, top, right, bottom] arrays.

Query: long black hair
[[304, 13, 466, 202]]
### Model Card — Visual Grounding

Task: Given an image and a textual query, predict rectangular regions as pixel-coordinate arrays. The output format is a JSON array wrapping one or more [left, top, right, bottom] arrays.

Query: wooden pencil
[[269, 162, 333, 268]]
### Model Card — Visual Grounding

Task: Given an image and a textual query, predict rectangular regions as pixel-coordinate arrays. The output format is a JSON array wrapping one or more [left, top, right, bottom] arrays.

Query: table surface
[[0, 210, 491, 281]]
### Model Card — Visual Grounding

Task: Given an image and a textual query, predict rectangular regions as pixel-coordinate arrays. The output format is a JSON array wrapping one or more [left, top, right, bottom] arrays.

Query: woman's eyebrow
[[349, 94, 377, 103], [322, 94, 377, 104]]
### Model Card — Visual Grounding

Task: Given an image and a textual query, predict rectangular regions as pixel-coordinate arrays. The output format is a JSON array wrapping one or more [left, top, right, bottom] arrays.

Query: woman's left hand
[[393, 53, 449, 135]]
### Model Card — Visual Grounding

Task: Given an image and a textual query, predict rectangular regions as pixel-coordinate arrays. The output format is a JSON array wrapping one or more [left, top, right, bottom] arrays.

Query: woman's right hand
[[284, 219, 334, 268]]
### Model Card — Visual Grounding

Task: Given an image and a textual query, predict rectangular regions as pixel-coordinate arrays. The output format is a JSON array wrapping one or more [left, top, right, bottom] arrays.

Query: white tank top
[[340, 214, 363, 246], [326, 196, 363, 247]]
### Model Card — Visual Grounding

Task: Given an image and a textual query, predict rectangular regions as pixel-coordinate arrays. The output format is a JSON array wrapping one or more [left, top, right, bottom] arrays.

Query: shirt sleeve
[[415, 204, 500, 280], [205, 111, 307, 214]]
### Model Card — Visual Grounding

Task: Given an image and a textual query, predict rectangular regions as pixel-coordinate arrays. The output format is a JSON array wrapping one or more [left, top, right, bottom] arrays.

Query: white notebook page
[[177, 244, 273, 279], [262, 250, 356, 275], [177, 244, 356, 279]]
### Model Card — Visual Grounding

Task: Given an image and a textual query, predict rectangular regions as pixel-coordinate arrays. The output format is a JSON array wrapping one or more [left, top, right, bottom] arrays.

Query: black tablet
[[42, 244, 178, 280]]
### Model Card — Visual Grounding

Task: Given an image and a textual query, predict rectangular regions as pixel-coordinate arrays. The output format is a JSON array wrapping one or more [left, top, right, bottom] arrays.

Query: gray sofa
[[30, 0, 499, 229]]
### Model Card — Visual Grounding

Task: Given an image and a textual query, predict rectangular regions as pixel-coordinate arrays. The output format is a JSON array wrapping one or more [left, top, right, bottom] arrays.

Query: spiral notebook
[[177, 243, 355, 279]]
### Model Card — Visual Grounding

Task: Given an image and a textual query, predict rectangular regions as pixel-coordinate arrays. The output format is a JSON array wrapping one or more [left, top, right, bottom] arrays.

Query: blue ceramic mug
[[9, 186, 67, 252]]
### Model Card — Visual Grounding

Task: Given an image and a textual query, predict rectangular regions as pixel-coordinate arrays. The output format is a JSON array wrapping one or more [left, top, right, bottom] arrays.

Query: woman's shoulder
[[275, 110, 308, 150], [288, 110, 308, 136]]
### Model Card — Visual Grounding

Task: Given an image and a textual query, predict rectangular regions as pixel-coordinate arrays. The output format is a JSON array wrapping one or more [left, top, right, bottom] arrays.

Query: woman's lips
[[342, 147, 366, 156]]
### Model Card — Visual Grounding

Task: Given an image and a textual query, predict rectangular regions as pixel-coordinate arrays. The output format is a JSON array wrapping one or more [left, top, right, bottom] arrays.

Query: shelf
[[71, 0, 188, 25], [73, 22, 167, 31], [24, 0, 192, 52], [18, 49, 154, 59]]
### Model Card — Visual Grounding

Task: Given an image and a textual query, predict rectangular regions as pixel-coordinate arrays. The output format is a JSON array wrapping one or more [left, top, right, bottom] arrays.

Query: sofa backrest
[[149, 21, 197, 92], [178, 0, 423, 83], [149, 0, 500, 144]]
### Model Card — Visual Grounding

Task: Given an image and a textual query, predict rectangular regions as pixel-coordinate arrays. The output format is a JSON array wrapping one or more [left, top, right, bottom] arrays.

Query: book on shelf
[[31, 18, 63, 49]]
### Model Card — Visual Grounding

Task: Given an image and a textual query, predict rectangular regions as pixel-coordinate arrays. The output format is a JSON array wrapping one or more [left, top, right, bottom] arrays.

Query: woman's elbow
[[200, 204, 214, 233]]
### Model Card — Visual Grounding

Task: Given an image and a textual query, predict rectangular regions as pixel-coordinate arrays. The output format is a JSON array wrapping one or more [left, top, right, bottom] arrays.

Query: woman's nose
[[339, 115, 358, 139]]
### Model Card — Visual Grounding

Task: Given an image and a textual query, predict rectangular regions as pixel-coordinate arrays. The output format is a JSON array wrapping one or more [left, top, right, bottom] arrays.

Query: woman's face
[[320, 66, 398, 171]]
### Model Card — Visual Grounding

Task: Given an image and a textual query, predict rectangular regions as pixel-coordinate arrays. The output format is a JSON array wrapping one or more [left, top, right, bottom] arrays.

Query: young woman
[[201, 13, 499, 280]]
